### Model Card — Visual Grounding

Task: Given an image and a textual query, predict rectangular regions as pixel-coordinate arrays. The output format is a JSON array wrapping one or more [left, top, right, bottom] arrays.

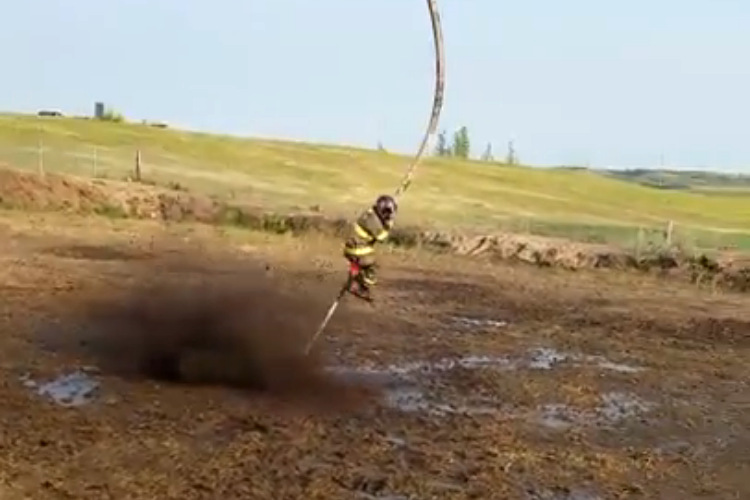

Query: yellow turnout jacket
[[343, 208, 391, 264]]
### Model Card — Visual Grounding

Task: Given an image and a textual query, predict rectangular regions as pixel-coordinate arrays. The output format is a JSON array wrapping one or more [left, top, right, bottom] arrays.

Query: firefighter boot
[[348, 274, 374, 302]]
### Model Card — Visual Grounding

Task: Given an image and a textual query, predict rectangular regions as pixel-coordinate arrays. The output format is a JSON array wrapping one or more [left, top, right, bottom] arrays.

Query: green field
[[1, 113, 749, 250], [600, 167, 750, 192]]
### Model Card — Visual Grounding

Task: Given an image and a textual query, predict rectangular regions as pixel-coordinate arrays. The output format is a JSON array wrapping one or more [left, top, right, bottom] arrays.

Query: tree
[[99, 106, 125, 123], [434, 130, 450, 156], [451, 126, 471, 159], [505, 140, 518, 165], [480, 142, 494, 162]]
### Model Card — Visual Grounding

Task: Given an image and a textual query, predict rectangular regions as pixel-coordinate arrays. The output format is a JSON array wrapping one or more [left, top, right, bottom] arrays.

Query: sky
[[1, 0, 749, 172]]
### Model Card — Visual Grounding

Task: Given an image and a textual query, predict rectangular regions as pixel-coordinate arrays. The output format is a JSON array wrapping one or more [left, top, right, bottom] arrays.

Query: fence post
[[134, 149, 142, 182], [37, 126, 44, 176], [636, 227, 644, 259], [665, 220, 674, 246]]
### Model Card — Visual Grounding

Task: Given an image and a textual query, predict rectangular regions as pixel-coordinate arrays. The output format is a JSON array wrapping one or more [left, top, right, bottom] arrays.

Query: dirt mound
[[0, 168, 347, 232], [412, 231, 750, 291], [415, 231, 637, 269], [75, 264, 375, 413], [3, 167, 750, 293], [0, 169, 111, 212]]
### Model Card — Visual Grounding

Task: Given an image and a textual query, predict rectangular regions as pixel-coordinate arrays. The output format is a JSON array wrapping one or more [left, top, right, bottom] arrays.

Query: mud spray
[[69, 257, 379, 414]]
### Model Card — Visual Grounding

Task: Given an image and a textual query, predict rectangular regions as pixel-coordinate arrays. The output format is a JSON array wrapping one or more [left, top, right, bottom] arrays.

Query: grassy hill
[[1, 113, 749, 250], [599, 168, 750, 193]]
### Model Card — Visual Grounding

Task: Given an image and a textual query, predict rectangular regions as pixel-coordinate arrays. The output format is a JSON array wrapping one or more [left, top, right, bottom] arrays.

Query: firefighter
[[342, 194, 398, 302]]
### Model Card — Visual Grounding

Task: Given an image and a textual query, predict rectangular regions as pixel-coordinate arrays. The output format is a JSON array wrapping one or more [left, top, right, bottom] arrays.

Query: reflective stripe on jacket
[[343, 208, 390, 257]]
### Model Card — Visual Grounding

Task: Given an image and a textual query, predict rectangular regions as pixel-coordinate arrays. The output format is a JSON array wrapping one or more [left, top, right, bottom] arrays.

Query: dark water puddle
[[20, 370, 100, 407], [330, 355, 652, 426], [332, 347, 642, 380], [527, 347, 569, 369], [533, 392, 655, 430], [527, 348, 642, 373], [599, 392, 654, 421], [451, 315, 508, 329], [384, 385, 654, 426]]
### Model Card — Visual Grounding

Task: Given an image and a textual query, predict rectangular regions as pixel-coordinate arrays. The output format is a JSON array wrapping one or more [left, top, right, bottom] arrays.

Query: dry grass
[[2, 113, 750, 249]]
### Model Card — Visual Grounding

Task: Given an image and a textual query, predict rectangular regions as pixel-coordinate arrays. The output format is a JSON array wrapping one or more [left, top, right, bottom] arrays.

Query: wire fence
[[0, 142, 193, 183], [0, 142, 138, 180], [0, 140, 271, 203], [1, 140, 749, 252]]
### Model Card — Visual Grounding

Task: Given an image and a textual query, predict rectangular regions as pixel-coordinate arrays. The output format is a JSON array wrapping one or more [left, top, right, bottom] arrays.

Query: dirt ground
[[0, 210, 748, 500]]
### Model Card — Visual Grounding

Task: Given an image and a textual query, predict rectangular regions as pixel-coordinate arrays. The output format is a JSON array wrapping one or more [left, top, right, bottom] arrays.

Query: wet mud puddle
[[335, 346, 648, 499], [450, 315, 509, 329], [20, 369, 100, 407], [331, 347, 652, 429], [18, 346, 650, 429]]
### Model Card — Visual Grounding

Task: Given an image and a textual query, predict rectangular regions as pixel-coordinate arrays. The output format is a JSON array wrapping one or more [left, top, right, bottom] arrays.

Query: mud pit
[[0, 214, 748, 500]]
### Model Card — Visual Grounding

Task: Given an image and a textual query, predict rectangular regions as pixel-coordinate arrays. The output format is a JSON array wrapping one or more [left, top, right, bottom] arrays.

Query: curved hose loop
[[303, 0, 446, 355], [393, 0, 446, 200]]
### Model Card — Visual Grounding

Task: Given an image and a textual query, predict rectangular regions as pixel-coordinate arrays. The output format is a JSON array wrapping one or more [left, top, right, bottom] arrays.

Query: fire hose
[[303, 0, 446, 355]]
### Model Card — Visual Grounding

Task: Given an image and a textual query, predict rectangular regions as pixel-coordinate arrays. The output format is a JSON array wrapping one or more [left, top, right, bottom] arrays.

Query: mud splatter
[[51, 261, 380, 413]]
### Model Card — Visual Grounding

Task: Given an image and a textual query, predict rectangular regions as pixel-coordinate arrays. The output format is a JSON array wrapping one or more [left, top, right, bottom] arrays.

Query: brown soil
[[0, 210, 747, 499]]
